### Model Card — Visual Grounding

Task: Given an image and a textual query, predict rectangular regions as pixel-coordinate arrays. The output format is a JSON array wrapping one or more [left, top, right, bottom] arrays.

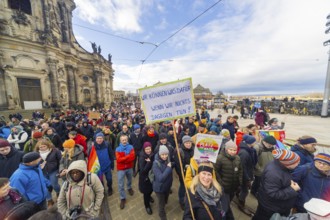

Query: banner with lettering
[[258, 130, 289, 150], [139, 78, 196, 124], [193, 134, 223, 163]]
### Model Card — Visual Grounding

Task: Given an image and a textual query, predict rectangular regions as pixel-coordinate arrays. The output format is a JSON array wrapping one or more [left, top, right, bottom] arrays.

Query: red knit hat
[[33, 131, 43, 139]]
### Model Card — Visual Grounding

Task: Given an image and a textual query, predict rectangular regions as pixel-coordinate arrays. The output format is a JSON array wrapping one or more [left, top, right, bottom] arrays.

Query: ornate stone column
[[65, 65, 76, 106], [46, 58, 60, 103], [3, 71, 16, 110], [93, 70, 102, 103]]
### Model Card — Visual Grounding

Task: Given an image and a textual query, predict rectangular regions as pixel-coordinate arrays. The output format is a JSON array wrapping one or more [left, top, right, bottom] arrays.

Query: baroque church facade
[[0, 0, 114, 110]]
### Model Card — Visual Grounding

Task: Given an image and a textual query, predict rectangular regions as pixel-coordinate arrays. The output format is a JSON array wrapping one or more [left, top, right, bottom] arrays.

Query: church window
[[83, 89, 91, 102], [8, 0, 32, 15]]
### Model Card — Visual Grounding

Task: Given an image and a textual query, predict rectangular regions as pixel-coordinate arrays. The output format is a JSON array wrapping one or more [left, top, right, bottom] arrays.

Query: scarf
[[196, 184, 221, 206], [0, 189, 22, 204], [147, 130, 155, 138], [40, 149, 51, 161]]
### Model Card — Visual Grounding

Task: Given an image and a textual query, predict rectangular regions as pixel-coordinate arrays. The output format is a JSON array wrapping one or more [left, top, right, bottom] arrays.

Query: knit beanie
[[243, 135, 256, 145], [299, 137, 317, 145], [95, 132, 104, 138], [159, 145, 169, 155], [63, 139, 75, 148], [263, 136, 277, 145], [159, 133, 167, 140], [272, 149, 300, 166], [314, 153, 330, 166], [133, 124, 140, 131], [182, 135, 192, 144], [225, 140, 237, 150], [33, 131, 43, 139], [0, 139, 10, 148], [220, 129, 230, 138], [23, 152, 40, 163], [143, 142, 152, 149]]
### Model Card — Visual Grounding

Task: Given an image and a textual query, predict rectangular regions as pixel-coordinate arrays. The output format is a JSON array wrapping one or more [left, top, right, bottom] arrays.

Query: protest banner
[[139, 78, 196, 124], [88, 111, 101, 119], [193, 134, 222, 163]]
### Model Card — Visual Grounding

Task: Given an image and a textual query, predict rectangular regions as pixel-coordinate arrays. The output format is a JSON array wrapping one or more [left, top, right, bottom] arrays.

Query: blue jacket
[[152, 157, 173, 193], [292, 163, 330, 212], [258, 160, 298, 215], [0, 126, 11, 139], [222, 121, 235, 140], [291, 144, 314, 166], [10, 164, 49, 204]]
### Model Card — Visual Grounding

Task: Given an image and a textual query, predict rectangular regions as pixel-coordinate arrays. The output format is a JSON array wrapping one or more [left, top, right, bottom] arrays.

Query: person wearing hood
[[80, 119, 94, 142], [129, 124, 143, 177], [222, 116, 235, 141], [292, 153, 330, 213], [291, 136, 317, 166], [116, 134, 135, 209], [43, 127, 63, 151], [59, 139, 85, 179], [237, 134, 257, 210], [153, 145, 173, 220], [251, 135, 277, 198], [0, 139, 24, 178], [57, 160, 104, 219], [10, 152, 50, 211], [174, 135, 195, 210], [51, 117, 66, 142], [7, 125, 28, 151], [90, 132, 115, 196], [253, 149, 301, 220], [138, 142, 155, 215], [209, 118, 222, 135]]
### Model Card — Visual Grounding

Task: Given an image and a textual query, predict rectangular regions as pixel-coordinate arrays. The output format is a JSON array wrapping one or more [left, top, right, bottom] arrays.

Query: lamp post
[[321, 13, 330, 117]]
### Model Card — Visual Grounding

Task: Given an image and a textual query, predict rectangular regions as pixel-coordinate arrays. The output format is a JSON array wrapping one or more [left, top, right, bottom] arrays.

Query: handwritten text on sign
[[139, 78, 195, 123]]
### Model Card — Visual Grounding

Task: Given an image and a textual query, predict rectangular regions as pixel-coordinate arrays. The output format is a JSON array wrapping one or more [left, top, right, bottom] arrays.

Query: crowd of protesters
[[0, 105, 329, 220]]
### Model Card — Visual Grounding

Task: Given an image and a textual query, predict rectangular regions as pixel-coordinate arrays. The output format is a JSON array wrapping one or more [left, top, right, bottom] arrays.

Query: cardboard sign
[[88, 111, 101, 119], [139, 78, 196, 124], [193, 134, 223, 163]]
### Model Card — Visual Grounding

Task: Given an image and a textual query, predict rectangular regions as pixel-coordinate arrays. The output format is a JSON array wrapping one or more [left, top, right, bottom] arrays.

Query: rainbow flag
[[259, 130, 290, 150], [87, 146, 102, 179]]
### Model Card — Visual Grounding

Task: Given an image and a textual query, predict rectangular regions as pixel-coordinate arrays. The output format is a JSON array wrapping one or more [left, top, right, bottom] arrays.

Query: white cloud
[[74, 0, 153, 33], [113, 0, 330, 95]]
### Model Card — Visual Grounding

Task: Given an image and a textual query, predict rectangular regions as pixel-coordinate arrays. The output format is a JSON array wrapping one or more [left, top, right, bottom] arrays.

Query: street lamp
[[321, 13, 330, 117]]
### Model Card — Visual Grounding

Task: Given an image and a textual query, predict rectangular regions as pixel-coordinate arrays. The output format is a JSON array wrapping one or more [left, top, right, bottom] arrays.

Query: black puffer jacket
[[258, 160, 298, 215], [0, 146, 24, 178], [215, 151, 242, 194], [138, 151, 154, 194], [174, 144, 194, 182], [41, 148, 62, 174]]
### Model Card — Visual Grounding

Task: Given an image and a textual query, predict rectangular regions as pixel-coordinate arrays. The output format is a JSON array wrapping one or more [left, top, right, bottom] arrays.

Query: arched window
[[9, 0, 32, 15], [83, 89, 91, 102]]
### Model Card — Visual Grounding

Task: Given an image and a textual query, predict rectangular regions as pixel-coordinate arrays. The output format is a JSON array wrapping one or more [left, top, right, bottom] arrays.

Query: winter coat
[[59, 145, 85, 172], [115, 131, 130, 148], [115, 143, 135, 170], [291, 144, 314, 166], [93, 141, 114, 172], [46, 133, 63, 151], [255, 112, 265, 127], [10, 164, 49, 205], [292, 163, 330, 211], [0, 146, 24, 178], [258, 160, 298, 215], [23, 139, 38, 153], [0, 189, 25, 220], [154, 141, 175, 163], [254, 142, 274, 176], [183, 189, 224, 220], [80, 124, 94, 141], [238, 142, 257, 182], [222, 121, 235, 141], [41, 148, 62, 174], [0, 126, 11, 139], [215, 151, 242, 194], [152, 157, 173, 193], [187, 123, 197, 137], [141, 133, 159, 151], [209, 118, 221, 135], [57, 160, 104, 219], [129, 132, 143, 153], [174, 144, 194, 182], [184, 158, 216, 189], [138, 151, 154, 194], [51, 121, 67, 141], [7, 131, 28, 150]]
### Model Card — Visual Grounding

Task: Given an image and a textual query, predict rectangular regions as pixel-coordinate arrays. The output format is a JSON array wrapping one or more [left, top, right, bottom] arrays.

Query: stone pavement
[[107, 110, 330, 220]]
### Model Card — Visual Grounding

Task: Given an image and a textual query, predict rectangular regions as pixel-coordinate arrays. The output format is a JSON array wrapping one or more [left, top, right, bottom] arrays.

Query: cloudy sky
[[72, 0, 330, 95]]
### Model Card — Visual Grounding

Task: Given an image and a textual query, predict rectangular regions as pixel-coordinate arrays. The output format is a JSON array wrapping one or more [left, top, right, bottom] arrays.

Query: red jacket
[[73, 134, 87, 155], [115, 144, 135, 170]]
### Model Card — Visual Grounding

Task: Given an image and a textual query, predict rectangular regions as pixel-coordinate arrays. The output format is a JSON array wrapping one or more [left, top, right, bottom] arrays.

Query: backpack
[[148, 160, 161, 184], [63, 172, 92, 192]]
